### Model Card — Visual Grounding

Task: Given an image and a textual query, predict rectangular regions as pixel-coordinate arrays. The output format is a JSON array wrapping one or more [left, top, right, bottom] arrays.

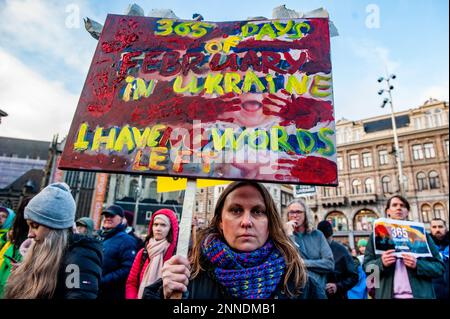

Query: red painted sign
[[60, 15, 337, 185]]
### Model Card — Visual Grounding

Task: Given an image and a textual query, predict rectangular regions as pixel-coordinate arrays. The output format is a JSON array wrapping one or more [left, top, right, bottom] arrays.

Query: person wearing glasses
[[285, 199, 334, 293]]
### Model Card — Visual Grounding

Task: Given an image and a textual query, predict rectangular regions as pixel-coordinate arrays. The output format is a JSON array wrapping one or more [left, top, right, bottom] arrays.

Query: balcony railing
[[347, 193, 377, 205]]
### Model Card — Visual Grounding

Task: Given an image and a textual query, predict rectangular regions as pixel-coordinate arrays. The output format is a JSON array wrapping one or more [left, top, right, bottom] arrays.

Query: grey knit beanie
[[24, 182, 76, 230]]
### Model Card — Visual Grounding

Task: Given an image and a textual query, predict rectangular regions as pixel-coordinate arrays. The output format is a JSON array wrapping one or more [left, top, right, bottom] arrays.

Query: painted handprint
[[262, 90, 334, 129], [271, 156, 337, 184]]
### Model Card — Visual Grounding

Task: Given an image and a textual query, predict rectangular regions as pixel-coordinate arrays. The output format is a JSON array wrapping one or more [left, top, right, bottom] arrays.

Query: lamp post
[[377, 74, 405, 197]]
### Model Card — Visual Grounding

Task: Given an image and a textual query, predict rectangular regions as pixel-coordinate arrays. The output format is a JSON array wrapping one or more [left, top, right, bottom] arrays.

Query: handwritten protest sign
[[373, 218, 432, 258], [60, 15, 336, 185]]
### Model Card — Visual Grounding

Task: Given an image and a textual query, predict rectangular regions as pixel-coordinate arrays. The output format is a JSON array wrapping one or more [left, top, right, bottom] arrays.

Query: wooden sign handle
[[169, 178, 196, 299]]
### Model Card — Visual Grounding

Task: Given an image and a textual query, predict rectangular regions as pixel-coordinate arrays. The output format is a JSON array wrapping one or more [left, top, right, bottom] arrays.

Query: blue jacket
[[98, 223, 137, 299], [347, 263, 368, 299]]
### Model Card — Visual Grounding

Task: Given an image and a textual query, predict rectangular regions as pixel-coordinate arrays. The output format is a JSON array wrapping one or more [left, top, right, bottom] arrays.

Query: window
[[379, 150, 389, 165], [350, 154, 360, 169], [417, 172, 428, 191], [337, 157, 343, 171], [354, 210, 378, 231], [425, 111, 433, 128], [352, 179, 361, 194], [322, 187, 331, 197], [429, 171, 440, 189], [382, 176, 391, 193], [129, 179, 138, 198], [398, 147, 405, 162], [412, 144, 424, 160], [433, 203, 445, 219], [434, 109, 443, 126], [421, 204, 432, 223], [364, 178, 374, 193], [326, 212, 348, 232], [445, 140, 449, 157], [414, 117, 422, 130], [401, 175, 408, 192], [424, 143, 435, 159], [362, 152, 372, 167], [336, 183, 344, 196]]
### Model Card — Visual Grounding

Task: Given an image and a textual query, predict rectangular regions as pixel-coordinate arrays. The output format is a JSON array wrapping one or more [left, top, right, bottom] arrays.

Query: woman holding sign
[[363, 195, 444, 299], [143, 181, 325, 299]]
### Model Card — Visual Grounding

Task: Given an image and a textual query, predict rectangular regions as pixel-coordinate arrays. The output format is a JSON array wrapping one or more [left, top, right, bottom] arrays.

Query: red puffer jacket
[[125, 209, 179, 299]]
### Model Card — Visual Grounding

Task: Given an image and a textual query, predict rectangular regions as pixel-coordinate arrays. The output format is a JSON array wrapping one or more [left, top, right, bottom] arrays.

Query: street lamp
[[377, 74, 405, 196]]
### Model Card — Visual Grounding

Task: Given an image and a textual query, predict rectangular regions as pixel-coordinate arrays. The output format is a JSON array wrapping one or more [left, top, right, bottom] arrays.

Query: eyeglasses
[[288, 210, 305, 215]]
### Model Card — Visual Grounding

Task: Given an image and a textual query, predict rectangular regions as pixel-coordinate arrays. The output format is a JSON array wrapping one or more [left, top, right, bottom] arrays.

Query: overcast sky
[[0, 0, 448, 141]]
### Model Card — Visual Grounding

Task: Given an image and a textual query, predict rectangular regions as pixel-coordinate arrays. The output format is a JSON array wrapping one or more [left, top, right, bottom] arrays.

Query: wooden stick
[[170, 178, 196, 299]]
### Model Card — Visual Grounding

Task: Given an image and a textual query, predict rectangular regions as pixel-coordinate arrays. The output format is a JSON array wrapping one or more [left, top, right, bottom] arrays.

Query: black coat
[[326, 240, 359, 299], [54, 233, 103, 299], [143, 269, 326, 299], [430, 232, 449, 300]]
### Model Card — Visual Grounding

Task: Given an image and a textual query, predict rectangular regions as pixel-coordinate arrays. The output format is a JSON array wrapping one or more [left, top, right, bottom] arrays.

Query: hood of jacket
[[0, 208, 16, 230], [147, 209, 179, 260]]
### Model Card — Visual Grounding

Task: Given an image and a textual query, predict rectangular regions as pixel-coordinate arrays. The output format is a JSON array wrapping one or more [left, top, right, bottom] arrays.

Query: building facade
[[303, 99, 449, 248], [0, 137, 50, 209]]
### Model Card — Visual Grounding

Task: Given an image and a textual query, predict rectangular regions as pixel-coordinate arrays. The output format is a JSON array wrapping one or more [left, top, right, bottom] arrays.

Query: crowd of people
[[0, 182, 448, 300]]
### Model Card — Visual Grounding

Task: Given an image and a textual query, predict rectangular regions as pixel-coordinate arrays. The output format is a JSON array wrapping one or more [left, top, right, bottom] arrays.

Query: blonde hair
[[190, 181, 308, 297], [4, 229, 69, 299]]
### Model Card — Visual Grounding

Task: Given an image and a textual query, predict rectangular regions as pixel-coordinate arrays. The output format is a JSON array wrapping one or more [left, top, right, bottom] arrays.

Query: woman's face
[[26, 220, 51, 243], [152, 216, 171, 241], [220, 185, 269, 252]]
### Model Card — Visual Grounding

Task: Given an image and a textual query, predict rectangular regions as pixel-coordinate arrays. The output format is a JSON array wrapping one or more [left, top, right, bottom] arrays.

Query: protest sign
[[373, 218, 432, 258], [59, 14, 337, 186]]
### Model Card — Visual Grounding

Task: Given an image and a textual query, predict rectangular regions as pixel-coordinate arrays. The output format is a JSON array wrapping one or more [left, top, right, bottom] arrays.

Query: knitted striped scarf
[[201, 235, 286, 299]]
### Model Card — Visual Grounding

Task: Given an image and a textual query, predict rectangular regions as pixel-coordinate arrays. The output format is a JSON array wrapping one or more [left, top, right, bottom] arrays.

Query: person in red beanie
[[125, 209, 179, 299]]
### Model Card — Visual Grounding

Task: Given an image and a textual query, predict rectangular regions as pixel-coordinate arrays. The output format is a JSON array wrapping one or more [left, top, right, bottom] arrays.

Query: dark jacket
[[143, 269, 326, 299], [98, 223, 137, 299], [326, 240, 359, 299], [430, 232, 449, 300], [54, 233, 103, 299], [363, 233, 445, 299]]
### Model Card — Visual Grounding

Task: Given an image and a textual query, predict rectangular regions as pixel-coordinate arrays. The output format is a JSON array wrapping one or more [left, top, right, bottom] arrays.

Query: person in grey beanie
[[4, 183, 103, 299]]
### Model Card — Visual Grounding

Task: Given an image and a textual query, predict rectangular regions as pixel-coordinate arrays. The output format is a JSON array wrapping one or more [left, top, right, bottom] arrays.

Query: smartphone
[[4, 255, 18, 264]]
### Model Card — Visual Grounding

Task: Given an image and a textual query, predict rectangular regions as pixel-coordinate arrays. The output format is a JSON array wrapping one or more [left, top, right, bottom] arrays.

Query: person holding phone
[[284, 198, 334, 294], [363, 195, 445, 299]]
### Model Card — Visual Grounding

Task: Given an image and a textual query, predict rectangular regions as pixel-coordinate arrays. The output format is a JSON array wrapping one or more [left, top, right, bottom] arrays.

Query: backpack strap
[[137, 248, 149, 280]]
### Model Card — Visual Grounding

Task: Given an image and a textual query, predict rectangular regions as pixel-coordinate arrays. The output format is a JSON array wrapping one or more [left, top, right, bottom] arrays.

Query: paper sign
[[156, 176, 231, 192], [373, 218, 432, 258], [60, 15, 337, 186]]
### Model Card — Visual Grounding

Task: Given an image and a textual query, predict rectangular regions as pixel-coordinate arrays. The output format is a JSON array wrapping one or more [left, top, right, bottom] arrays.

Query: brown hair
[[385, 195, 410, 213], [190, 181, 307, 297]]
